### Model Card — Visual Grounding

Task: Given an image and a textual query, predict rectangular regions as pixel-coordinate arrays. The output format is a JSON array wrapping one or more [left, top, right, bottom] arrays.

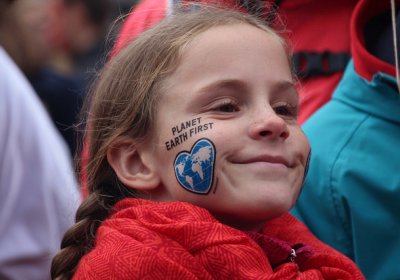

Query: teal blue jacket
[[292, 59, 400, 280], [293, 0, 400, 278]]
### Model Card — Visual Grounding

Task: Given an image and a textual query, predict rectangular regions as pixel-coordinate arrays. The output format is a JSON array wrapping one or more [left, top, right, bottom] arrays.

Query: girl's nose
[[248, 111, 290, 140]]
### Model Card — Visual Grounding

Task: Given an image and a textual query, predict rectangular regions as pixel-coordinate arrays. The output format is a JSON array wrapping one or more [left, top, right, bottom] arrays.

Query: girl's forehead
[[186, 23, 277, 48], [174, 23, 287, 75], [157, 22, 291, 104]]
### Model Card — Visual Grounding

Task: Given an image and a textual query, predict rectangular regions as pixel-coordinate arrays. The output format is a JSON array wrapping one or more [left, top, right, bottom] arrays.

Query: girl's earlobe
[[107, 138, 160, 191]]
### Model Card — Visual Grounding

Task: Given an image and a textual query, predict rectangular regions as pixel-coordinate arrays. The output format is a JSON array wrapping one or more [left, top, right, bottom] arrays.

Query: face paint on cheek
[[173, 138, 216, 194], [165, 117, 214, 151]]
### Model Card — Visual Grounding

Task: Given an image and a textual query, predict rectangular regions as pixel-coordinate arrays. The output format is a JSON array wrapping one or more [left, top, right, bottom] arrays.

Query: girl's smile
[[232, 156, 289, 173]]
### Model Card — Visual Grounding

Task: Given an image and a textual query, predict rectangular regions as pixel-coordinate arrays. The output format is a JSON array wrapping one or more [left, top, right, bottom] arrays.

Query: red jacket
[[74, 199, 365, 279]]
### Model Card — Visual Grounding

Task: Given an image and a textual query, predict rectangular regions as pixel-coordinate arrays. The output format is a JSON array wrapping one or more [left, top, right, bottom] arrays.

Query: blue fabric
[[292, 60, 400, 280]]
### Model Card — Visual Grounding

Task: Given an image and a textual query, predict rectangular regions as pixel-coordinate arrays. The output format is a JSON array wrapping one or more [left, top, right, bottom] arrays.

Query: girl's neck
[[214, 214, 267, 233]]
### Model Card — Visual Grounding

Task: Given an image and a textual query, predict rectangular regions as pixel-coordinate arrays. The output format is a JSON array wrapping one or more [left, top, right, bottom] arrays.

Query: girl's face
[[147, 23, 310, 230]]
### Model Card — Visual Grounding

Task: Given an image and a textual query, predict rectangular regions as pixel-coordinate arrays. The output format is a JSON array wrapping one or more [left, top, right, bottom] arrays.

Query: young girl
[[51, 6, 364, 280]]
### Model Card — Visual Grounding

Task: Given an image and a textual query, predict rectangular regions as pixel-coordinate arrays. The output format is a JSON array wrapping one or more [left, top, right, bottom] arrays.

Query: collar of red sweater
[[86, 198, 365, 279], [112, 198, 314, 268], [351, 0, 398, 80]]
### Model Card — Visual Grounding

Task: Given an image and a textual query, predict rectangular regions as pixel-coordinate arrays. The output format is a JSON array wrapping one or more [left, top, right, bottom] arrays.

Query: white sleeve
[[0, 47, 81, 280]]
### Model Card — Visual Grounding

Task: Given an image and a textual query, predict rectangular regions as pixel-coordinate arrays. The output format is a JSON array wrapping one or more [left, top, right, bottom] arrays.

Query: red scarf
[[74, 199, 364, 279]]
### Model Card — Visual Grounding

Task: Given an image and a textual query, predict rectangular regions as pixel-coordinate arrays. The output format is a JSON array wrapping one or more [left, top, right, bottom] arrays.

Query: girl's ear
[[107, 138, 160, 190]]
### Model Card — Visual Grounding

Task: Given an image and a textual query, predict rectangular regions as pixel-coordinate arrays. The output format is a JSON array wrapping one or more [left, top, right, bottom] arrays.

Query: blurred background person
[[30, 0, 118, 158], [0, 2, 80, 279], [45, 0, 116, 78], [1, 0, 138, 158], [0, 0, 49, 76]]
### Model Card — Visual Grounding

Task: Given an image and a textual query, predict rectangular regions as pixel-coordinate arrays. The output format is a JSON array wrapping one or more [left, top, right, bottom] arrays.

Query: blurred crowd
[[0, 0, 138, 279], [1, 0, 139, 157]]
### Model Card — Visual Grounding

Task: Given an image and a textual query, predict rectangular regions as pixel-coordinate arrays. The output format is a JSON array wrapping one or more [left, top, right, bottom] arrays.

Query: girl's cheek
[[163, 117, 216, 195]]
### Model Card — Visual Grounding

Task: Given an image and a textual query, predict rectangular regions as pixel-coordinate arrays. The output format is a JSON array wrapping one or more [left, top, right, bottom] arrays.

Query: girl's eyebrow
[[270, 80, 297, 93], [270, 80, 299, 102], [197, 79, 297, 95], [190, 79, 299, 106], [196, 79, 249, 97], [198, 78, 298, 93]]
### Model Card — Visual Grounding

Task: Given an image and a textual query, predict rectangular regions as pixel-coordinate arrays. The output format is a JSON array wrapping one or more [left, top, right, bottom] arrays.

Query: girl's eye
[[214, 101, 239, 113], [273, 103, 298, 118]]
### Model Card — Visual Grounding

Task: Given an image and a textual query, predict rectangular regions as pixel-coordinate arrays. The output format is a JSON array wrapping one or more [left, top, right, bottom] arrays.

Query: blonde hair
[[51, 5, 290, 279]]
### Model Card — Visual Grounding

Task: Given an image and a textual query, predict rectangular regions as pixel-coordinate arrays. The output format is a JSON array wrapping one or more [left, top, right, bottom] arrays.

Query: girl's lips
[[234, 155, 290, 167]]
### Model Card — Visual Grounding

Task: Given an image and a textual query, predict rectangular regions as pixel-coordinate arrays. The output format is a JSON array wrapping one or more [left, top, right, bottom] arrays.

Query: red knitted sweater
[[73, 199, 365, 279]]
